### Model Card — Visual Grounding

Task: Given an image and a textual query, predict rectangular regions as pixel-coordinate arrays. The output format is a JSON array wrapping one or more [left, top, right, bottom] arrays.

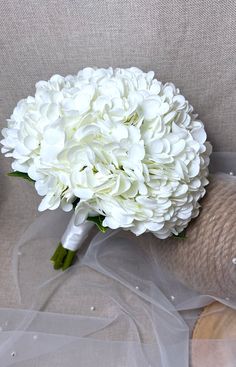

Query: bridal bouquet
[[1, 67, 211, 270]]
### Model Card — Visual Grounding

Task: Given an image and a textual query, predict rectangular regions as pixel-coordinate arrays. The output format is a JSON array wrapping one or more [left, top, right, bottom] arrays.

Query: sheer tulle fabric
[[0, 152, 236, 366]]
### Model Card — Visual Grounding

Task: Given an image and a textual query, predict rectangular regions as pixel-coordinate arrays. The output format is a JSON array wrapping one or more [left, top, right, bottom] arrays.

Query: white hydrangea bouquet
[[1, 67, 211, 270]]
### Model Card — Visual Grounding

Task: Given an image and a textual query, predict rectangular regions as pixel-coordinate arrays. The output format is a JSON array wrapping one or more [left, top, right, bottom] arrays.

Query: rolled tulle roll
[[149, 173, 236, 299]]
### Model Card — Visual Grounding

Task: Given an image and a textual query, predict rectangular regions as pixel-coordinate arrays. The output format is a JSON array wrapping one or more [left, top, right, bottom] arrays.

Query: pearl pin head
[[90, 306, 96, 311], [232, 258, 236, 265]]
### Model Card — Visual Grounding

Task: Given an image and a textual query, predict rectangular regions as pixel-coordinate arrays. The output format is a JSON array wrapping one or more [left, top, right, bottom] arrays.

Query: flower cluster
[[1, 67, 211, 238]]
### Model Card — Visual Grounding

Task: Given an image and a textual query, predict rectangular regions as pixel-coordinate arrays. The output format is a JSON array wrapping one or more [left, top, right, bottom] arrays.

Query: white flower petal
[[191, 125, 207, 144], [142, 98, 161, 120], [47, 103, 60, 121], [24, 136, 39, 150], [73, 188, 94, 200]]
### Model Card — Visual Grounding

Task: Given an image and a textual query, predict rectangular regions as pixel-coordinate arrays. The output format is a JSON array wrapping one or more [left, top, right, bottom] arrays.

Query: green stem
[[51, 242, 77, 271], [50, 243, 63, 263], [62, 250, 77, 271]]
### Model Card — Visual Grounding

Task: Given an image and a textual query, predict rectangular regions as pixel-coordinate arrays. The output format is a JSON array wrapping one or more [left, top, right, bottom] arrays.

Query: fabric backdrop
[[0, 0, 236, 152]]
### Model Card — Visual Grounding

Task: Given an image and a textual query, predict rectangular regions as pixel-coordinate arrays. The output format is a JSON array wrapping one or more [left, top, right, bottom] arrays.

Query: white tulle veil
[[0, 152, 236, 367]]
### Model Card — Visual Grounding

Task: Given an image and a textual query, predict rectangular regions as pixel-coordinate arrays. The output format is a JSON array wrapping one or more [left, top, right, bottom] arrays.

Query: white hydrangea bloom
[[1, 67, 212, 238]]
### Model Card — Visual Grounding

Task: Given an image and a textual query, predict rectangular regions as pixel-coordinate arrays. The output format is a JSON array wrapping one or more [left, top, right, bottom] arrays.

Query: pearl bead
[[232, 258, 236, 265], [90, 306, 95, 311], [170, 295, 175, 301], [229, 171, 234, 176], [135, 286, 139, 290]]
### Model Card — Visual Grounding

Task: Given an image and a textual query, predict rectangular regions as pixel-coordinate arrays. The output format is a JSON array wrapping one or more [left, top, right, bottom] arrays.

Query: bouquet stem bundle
[[50, 243, 76, 271]]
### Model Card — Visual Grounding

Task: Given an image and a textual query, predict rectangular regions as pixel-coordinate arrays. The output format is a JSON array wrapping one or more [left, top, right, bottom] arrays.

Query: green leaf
[[87, 215, 107, 233], [7, 171, 35, 183], [173, 229, 187, 239]]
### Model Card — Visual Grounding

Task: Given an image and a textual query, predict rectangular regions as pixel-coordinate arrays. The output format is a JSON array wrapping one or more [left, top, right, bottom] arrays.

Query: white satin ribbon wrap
[[61, 214, 95, 251]]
